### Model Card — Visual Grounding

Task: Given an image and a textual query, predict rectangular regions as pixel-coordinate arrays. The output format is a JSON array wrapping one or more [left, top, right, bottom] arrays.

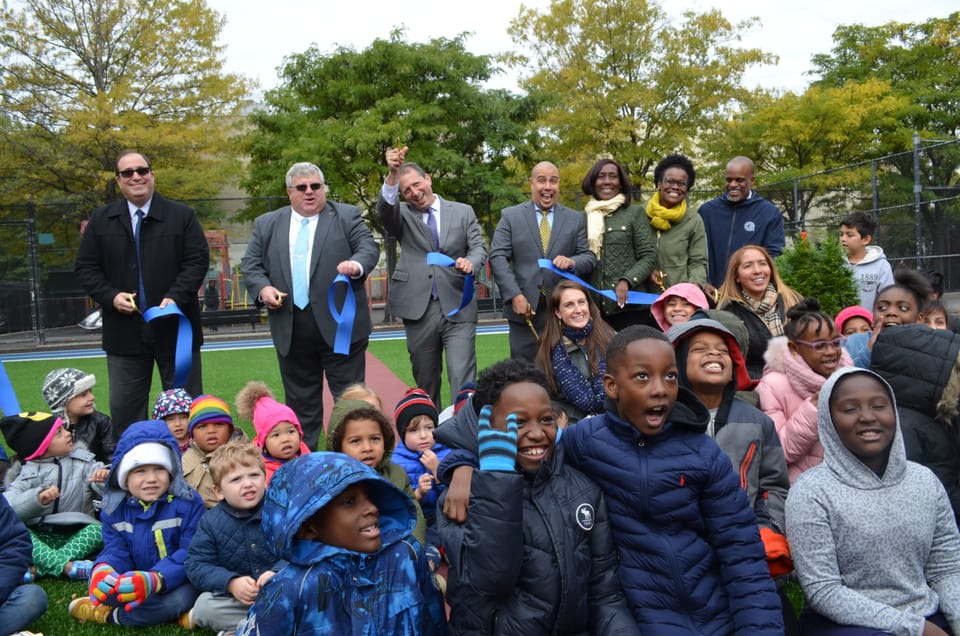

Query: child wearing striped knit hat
[[182, 395, 244, 509]]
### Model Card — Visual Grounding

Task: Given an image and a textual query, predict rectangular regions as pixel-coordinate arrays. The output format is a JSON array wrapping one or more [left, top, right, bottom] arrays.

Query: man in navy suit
[[489, 161, 596, 360], [377, 147, 487, 408], [240, 162, 379, 449], [76, 150, 209, 431]]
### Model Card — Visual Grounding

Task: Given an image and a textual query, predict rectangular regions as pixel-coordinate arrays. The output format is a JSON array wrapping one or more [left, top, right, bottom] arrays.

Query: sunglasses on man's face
[[116, 167, 152, 179], [293, 183, 323, 192]]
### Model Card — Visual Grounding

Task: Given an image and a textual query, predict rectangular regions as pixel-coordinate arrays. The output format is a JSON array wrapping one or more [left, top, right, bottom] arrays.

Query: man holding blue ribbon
[[377, 147, 487, 408], [241, 162, 379, 449], [490, 161, 596, 360], [75, 150, 209, 432]]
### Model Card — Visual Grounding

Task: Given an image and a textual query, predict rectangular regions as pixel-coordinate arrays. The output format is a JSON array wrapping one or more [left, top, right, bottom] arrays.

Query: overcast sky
[[206, 0, 955, 97]]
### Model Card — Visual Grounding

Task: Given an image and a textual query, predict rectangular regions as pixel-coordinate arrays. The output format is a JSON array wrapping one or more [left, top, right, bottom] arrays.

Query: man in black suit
[[75, 150, 209, 431], [241, 162, 379, 449]]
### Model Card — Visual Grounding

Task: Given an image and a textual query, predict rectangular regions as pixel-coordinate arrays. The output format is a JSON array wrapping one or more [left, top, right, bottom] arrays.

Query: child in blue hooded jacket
[[235, 452, 445, 636]]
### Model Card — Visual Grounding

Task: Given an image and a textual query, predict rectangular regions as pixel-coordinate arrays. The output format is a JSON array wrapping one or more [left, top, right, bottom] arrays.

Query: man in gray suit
[[241, 162, 379, 449], [489, 161, 596, 360], [377, 147, 487, 407]]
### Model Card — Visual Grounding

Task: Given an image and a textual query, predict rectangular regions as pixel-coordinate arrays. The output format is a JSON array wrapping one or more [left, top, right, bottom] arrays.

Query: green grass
[[2, 333, 509, 634]]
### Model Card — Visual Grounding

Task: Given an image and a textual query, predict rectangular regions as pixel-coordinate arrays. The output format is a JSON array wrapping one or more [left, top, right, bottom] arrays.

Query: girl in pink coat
[[756, 298, 852, 482]]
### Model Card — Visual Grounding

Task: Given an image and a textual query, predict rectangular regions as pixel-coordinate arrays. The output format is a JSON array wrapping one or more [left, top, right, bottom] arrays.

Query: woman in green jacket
[[581, 157, 657, 330]]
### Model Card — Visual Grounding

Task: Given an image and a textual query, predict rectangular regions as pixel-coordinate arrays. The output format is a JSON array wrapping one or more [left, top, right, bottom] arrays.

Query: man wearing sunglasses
[[75, 150, 209, 432], [241, 162, 379, 450]]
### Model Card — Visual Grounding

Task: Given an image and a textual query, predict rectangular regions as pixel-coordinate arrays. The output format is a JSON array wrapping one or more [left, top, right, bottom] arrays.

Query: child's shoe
[[65, 560, 93, 581], [68, 597, 111, 624], [21, 567, 35, 584], [178, 608, 196, 629]]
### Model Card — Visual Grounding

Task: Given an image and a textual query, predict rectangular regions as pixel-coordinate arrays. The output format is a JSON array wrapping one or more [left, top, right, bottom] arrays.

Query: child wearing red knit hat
[[236, 381, 310, 483]]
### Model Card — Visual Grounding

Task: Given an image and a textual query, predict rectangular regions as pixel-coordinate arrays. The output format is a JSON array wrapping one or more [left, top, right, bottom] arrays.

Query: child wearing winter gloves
[[235, 381, 310, 483], [42, 367, 116, 463], [68, 420, 204, 627], [1, 411, 108, 581], [152, 389, 193, 453]]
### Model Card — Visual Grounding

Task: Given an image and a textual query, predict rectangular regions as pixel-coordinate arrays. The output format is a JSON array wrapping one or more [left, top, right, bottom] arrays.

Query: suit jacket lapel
[[522, 202, 545, 256], [310, 203, 335, 276], [276, 208, 293, 289]]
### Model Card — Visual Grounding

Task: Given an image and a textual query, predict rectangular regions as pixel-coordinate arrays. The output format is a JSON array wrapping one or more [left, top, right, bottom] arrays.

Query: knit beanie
[[454, 382, 476, 415], [152, 388, 193, 420], [188, 394, 233, 435], [253, 396, 303, 450], [0, 411, 63, 460], [117, 442, 174, 488], [835, 306, 873, 334], [394, 388, 438, 438], [42, 368, 95, 416]]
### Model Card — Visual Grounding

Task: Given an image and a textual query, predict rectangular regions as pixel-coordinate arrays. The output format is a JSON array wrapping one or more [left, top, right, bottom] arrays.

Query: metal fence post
[[26, 204, 46, 345]]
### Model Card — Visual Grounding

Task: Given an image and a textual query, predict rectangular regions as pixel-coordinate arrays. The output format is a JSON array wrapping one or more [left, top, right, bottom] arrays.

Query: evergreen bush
[[776, 233, 859, 317]]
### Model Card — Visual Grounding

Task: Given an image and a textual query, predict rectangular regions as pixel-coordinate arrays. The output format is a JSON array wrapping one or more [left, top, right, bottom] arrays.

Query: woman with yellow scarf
[[645, 154, 708, 297], [581, 157, 656, 330]]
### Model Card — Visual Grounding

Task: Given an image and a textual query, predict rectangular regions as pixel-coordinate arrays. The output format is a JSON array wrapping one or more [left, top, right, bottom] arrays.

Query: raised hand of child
[[88, 563, 119, 606], [418, 448, 439, 476], [227, 575, 260, 606], [477, 406, 517, 472], [88, 468, 110, 483], [37, 485, 60, 505], [114, 570, 162, 611], [414, 472, 434, 500]]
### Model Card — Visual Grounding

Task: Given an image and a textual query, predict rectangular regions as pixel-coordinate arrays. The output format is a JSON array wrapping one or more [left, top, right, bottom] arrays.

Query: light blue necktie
[[293, 218, 310, 309], [134, 209, 147, 307]]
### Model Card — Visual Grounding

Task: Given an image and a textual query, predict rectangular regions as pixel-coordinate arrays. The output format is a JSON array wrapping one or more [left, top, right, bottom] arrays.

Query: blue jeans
[[105, 582, 198, 627], [0, 584, 47, 633]]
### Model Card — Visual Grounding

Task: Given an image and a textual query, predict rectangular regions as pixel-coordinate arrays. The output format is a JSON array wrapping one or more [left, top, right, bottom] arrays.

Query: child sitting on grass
[[184, 394, 240, 508], [1, 411, 108, 582], [69, 419, 204, 627], [235, 452, 445, 635], [326, 400, 426, 546], [0, 495, 46, 635], [42, 367, 116, 463], [235, 381, 310, 483], [152, 388, 193, 453], [186, 440, 282, 635]]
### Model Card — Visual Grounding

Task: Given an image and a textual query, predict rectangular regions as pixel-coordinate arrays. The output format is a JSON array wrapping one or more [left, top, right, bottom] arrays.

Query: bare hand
[[255, 570, 275, 588], [260, 285, 286, 310], [650, 270, 664, 289], [552, 255, 575, 271], [336, 260, 361, 277], [158, 297, 176, 309], [442, 465, 474, 523], [868, 317, 883, 350], [227, 576, 260, 606], [615, 279, 630, 307], [384, 146, 408, 185], [922, 620, 949, 636], [38, 485, 60, 505], [89, 468, 110, 483], [415, 472, 434, 501], [454, 258, 474, 275], [419, 448, 439, 476], [112, 292, 139, 315], [511, 295, 534, 317], [705, 284, 719, 305]]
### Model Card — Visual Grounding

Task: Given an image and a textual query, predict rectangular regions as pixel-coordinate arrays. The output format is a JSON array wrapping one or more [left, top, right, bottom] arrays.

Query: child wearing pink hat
[[650, 282, 710, 331], [834, 305, 873, 336], [235, 381, 310, 484]]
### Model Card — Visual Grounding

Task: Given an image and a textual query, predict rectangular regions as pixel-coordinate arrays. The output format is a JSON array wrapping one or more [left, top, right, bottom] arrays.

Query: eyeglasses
[[794, 335, 846, 353], [661, 178, 688, 189], [117, 167, 151, 179], [293, 183, 323, 192]]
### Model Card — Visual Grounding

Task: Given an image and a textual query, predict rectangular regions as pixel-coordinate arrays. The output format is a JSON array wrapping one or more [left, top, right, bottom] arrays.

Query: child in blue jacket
[[236, 452, 445, 636], [68, 419, 205, 627]]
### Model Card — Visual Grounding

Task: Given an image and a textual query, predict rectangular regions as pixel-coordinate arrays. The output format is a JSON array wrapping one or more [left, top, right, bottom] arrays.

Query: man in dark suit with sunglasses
[[241, 162, 379, 449], [75, 150, 209, 431]]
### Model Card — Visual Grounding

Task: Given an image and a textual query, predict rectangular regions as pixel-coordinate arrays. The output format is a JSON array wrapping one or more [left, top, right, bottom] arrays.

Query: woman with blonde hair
[[717, 245, 802, 380], [535, 280, 615, 421]]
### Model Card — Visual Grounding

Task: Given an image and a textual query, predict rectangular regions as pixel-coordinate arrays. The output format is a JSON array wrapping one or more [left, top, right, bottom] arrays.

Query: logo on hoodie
[[575, 503, 595, 531], [744, 221, 756, 232]]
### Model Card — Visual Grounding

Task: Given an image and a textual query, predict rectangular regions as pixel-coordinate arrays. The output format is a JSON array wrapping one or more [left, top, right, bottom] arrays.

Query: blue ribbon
[[0, 359, 21, 416], [142, 304, 194, 388], [328, 274, 356, 355], [537, 259, 661, 305], [426, 252, 474, 317]]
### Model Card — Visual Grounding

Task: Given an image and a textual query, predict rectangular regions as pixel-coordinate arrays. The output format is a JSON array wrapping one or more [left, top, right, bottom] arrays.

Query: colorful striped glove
[[88, 563, 118, 606], [115, 570, 162, 611], [477, 405, 517, 472]]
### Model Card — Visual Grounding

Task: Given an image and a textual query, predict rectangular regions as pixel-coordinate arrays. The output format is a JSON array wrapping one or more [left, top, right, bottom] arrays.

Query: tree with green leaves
[[242, 30, 542, 240], [0, 0, 251, 214], [504, 0, 772, 187]]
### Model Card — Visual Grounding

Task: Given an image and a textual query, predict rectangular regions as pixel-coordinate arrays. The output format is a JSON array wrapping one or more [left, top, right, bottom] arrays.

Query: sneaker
[[65, 560, 93, 581], [68, 597, 111, 624], [21, 567, 35, 584], [177, 608, 196, 630], [216, 632, 235, 636]]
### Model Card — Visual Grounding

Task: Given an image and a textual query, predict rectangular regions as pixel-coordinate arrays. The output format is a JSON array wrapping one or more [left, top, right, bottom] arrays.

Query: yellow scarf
[[645, 192, 687, 231]]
